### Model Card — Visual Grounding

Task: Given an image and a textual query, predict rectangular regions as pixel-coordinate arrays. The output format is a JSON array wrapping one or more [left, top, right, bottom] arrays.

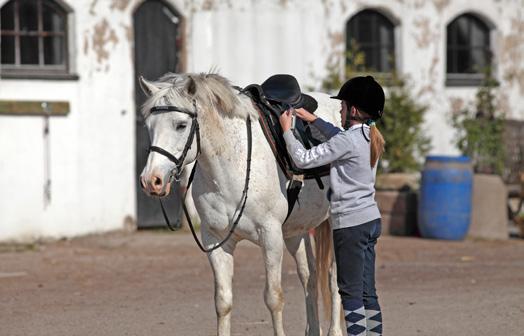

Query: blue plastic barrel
[[418, 156, 473, 240]]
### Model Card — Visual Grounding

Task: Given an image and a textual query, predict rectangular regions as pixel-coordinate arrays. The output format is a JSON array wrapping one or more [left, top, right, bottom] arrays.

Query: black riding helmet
[[331, 75, 384, 120]]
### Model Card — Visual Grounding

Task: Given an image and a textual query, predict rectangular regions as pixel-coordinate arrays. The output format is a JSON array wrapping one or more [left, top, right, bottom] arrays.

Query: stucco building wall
[[0, 0, 522, 241]]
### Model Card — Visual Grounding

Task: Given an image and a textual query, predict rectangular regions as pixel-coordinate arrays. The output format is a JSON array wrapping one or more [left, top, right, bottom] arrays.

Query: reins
[[149, 99, 253, 253]]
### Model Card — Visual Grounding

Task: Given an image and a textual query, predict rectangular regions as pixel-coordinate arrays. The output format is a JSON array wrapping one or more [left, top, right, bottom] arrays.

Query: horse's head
[[138, 74, 200, 197], [139, 72, 246, 197]]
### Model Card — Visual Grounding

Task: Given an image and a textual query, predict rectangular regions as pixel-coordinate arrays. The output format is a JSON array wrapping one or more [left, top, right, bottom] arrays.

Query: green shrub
[[451, 69, 505, 174], [378, 75, 431, 173]]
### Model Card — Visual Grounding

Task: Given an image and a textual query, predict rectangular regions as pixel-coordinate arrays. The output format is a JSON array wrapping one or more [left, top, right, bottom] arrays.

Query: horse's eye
[[176, 123, 187, 131]]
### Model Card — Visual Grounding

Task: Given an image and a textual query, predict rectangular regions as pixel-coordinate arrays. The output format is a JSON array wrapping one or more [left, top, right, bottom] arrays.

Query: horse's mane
[[140, 72, 257, 121]]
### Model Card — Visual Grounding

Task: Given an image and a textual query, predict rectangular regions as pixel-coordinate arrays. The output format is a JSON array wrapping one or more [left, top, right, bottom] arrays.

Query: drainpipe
[[42, 102, 51, 209]]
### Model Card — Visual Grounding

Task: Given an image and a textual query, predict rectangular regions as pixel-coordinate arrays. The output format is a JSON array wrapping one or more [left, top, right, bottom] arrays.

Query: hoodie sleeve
[[283, 129, 351, 169], [311, 118, 341, 140]]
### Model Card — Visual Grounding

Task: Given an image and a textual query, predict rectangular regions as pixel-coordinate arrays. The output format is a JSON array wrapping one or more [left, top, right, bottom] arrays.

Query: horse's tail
[[315, 219, 333, 319]]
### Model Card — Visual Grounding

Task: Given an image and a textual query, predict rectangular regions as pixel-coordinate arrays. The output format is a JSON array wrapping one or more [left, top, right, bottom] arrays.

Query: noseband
[[149, 100, 200, 182]]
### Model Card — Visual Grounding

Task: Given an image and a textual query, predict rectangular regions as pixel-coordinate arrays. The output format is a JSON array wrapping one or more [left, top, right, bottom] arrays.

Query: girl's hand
[[295, 108, 317, 123], [279, 109, 293, 132]]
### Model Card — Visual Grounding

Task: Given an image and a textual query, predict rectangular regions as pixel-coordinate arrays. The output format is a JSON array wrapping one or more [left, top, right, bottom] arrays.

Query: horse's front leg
[[204, 228, 237, 336], [285, 233, 320, 336], [261, 226, 286, 336]]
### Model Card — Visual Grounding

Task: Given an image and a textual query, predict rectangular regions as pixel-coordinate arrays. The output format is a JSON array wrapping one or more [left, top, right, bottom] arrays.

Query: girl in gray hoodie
[[280, 76, 386, 336]]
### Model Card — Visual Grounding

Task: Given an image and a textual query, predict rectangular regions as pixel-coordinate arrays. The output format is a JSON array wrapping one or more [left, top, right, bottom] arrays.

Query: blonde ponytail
[[369, 123, 385, 168]]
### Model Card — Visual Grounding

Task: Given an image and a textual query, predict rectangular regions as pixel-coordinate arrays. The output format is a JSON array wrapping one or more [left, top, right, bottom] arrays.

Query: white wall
[[188, 0, 524, 153], [0, 0, 136, 241], [188, 0, 327, 86], [0, 0, 522, 241]]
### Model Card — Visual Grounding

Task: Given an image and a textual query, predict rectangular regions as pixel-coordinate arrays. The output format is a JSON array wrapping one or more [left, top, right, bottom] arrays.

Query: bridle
[[149, 100, 200, 182], [147, 98, 253, 253]]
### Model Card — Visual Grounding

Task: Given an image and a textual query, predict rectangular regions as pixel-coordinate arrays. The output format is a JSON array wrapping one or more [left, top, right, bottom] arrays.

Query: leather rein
[[148, 99, 253, 253]]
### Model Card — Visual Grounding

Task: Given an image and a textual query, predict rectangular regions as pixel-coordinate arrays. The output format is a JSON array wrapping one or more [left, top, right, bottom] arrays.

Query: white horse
[[139, 73, 343, 336]]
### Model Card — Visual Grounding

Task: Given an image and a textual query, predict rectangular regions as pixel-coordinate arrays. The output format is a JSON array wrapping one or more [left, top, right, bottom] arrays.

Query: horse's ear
[[186, 76, 197, 96], [139, 76, 159, 97]]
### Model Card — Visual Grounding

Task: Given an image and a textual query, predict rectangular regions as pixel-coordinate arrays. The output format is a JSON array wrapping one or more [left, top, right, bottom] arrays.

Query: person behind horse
[[279, 75, 386, 336]]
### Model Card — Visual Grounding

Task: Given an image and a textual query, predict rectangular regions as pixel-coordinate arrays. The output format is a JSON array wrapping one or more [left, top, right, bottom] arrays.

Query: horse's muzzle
[[140, 174, 172, 197]]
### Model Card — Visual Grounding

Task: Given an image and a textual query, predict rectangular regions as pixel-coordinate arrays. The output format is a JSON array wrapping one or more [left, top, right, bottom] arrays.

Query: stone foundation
[[468, 174, 509, 240]]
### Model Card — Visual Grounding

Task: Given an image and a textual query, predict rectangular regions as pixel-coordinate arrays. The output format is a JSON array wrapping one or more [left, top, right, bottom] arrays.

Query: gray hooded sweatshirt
[[283, 118, 381, 230]]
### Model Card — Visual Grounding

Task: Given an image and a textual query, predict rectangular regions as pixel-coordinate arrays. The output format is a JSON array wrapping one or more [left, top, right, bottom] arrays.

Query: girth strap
[[285, 177, 303, 222]]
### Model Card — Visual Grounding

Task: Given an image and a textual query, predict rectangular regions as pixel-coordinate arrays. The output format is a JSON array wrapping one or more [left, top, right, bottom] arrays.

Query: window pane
[[447, 49, 455, 73], [379, 23, 393, 47], [0, 35, 15, 64], [380, 47, 394, 72], [362, 46, 377, 71], [379, 47, 388, 72], [455, 17, 468, 46], [456, 49, 470, 73], [471, 48, 488, 72], [43, 2, 65, 32], [44, 35, 64, 64], [470, 22, 488, 47], [1, 1, 15, 30], [20, 35, 39, 64], [346, 35, 357, 50], [19, 0, 38, 32], [357, 17, 373, 43], [447, 23, 455, 45]]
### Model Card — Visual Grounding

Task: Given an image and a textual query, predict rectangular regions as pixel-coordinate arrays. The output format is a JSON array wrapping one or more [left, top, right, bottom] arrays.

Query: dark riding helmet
[[331, 75, 385, 120], [261, 74, 318, 113]]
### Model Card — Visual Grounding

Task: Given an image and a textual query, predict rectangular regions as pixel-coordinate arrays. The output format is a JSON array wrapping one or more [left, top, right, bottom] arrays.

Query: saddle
[[241, 84, 330, 187]]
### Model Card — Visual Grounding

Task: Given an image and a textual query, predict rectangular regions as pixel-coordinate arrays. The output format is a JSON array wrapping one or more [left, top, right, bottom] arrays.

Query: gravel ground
[[1, 230, 523, 336]]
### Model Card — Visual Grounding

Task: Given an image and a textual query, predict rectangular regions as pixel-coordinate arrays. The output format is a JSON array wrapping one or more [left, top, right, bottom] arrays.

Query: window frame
[[346, 9, 397, 76], [446, 13, 493, 87], [0, 0, 77, 80]]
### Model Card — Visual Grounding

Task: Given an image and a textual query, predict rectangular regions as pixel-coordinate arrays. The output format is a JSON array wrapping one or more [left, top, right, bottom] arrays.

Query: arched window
[[346, 9, 395, 73], [447, 14, 492, 85], [1, 0, 70, 78]]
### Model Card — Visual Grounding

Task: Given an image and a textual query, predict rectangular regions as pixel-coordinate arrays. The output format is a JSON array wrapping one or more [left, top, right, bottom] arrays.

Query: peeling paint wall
[[0, 0, 523, 241], [317, 0, 524, 155], [189, 0, 523, 154], [0, 0, 136, 241]]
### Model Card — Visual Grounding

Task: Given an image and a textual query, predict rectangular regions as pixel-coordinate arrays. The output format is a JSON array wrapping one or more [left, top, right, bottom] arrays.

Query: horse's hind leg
[[261, 227, 286, 336], [285, 233, 320, 336], [205, 232, 236, 336], [328, 256, 343, 336]]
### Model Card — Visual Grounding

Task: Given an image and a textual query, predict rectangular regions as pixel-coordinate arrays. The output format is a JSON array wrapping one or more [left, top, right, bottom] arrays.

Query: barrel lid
[[425, 155, 471, 163]]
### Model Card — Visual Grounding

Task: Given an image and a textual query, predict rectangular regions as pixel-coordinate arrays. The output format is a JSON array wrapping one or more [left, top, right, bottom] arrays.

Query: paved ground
[[1, 230, 523, 336]]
